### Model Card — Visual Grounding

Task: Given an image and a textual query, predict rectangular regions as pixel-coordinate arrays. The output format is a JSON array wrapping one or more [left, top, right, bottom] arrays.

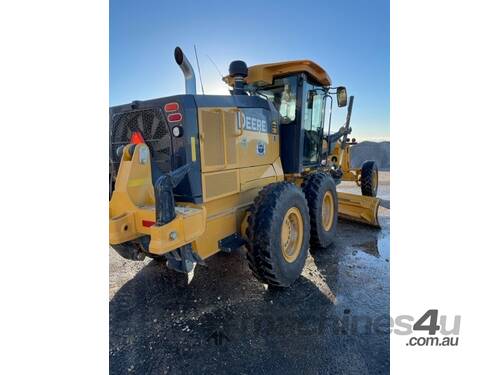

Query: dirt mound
[[350, 141, 390, 170]]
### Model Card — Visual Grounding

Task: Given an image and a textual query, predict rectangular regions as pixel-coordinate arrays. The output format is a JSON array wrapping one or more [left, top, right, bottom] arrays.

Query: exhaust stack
[[174, 47, 197, 95]]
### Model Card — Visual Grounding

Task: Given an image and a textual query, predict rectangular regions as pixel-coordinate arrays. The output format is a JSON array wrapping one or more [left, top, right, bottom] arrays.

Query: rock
[[350, 141, 390, 170]]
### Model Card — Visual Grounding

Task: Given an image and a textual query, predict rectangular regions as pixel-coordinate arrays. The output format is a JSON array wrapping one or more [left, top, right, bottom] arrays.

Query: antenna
[[193, 44, 205, 95], [206, 54, 224, 79]]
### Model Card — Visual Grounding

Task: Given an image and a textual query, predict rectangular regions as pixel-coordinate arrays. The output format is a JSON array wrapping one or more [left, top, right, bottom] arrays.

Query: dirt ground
[[109, 172, 390, 374]]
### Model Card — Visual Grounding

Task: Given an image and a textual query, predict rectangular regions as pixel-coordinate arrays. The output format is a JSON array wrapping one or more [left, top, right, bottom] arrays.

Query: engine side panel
[[194, 95, 280, 203]]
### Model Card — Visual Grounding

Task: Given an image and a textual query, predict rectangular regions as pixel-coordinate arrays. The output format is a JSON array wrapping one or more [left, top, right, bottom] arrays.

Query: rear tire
[[302, 172, 338, 249], [361, 160, 378, 197], [246, 182, 310, 288]]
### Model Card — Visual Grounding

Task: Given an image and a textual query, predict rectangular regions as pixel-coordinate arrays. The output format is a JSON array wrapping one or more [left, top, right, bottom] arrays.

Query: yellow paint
[[109, 100, 381, 264], [192, 186, 266, 258], [272, 158, 285, 181], [197, 107, 280, 172], [109, 142, 284, 259], [148, 206, 206, 254], [328, 142, 361, 185], [240, 211, 250, 240], [241, 176, 276, 192], [337, 192, 380, 227], [224, 60, 332, 87], [285, 166, 380, 228], [190, 136, 197, 161], [109, 144, 207, 254], [322, 190, 335, 231], [197, 106, 281, 204], [110, 144, 155, 211], [127, 178, 150, 188], [202, 169, 240, 202], [280, 206, 304, 263], [198, 108, 239, 172], [239, 164, 278, 191]]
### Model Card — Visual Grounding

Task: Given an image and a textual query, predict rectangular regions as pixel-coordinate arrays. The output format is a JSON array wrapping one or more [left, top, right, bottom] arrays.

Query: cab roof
[[223, 60, 332, 87]]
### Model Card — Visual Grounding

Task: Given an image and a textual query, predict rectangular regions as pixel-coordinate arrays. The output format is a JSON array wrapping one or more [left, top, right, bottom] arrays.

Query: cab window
[[256, 76, 297, 124]]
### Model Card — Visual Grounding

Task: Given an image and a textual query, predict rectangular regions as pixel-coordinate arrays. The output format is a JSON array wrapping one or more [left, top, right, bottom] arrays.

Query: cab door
[[302, 81, 325, 166]]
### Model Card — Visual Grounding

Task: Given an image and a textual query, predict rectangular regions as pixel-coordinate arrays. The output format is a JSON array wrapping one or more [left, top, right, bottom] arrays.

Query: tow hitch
[[109, 143, 207, 265]]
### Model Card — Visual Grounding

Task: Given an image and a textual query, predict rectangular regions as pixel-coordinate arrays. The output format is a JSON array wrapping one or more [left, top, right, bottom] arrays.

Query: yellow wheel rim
[[322, 190, 335, 231], [373, 171, 378, 190], [280, 207, 304, 263]]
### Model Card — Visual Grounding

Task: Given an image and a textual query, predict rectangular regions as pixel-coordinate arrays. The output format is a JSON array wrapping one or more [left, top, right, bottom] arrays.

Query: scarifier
[[109, 47, 380, 287]]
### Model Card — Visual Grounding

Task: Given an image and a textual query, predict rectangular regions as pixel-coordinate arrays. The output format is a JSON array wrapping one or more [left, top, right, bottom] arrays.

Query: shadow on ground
[[110, 215, 390, 375]]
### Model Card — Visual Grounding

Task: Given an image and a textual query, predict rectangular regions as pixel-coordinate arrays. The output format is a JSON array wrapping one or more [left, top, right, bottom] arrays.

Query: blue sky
[[110, 0, 389, 141]]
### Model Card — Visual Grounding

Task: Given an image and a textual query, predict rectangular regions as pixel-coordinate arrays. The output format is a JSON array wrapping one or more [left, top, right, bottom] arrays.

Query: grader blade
[[337, 192, 380, 227]]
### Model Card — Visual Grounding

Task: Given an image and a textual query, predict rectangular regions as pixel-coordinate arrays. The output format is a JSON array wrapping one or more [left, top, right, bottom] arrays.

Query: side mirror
[[336, 86, 347, 107]]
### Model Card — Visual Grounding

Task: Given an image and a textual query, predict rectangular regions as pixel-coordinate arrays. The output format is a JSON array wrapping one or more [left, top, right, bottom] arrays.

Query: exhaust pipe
[[174, 47, 197, 95]]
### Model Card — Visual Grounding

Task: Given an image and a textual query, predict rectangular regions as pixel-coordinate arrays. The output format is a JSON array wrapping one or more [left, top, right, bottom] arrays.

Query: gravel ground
[[110, 174, 390, 375]]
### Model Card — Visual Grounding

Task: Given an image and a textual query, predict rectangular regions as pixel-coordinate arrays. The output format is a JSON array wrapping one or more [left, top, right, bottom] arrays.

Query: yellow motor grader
[[109, 47, 380, 287]]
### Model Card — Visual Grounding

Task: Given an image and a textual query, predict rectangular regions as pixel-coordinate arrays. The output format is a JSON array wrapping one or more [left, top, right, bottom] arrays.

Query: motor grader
[[109, 47, 380, 287]]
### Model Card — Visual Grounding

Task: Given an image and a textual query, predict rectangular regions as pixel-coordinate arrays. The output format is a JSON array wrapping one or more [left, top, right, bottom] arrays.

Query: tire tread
[[245, 182, 309, 287]]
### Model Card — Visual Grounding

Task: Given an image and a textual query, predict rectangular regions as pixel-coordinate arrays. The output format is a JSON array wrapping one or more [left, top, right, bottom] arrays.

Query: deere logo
[[241, 113, 268, 133]]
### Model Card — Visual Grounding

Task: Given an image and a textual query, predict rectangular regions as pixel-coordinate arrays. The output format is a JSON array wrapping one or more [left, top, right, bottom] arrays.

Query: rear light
[[172, 126, 183, 137], [164, 102, 179, 112], [167, 113, 183, 123], [131, 131, 144, 144], [142, 220, 155, 228], [164, 102, 183, 124]]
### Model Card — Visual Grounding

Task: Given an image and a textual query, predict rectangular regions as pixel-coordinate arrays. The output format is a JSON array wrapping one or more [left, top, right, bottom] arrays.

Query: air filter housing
[[229, 60, 248, 95]]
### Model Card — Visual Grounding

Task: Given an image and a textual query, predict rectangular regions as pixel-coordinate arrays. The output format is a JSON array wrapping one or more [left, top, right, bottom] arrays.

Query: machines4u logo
[[392, 309, 461, 347]]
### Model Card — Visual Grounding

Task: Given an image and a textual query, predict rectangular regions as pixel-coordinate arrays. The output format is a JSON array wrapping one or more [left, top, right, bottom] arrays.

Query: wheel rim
[[280, 207, 304, 263], [322, 190, 335, 231]]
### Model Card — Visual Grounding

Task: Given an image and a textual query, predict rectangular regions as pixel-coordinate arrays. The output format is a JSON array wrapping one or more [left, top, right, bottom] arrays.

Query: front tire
[[246, 182, 310, 288], [303, 172, 338, 249], [360, 160, 378, 197]]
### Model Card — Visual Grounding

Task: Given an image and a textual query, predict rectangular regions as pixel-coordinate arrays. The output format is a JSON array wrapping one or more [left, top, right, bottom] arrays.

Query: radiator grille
[[110, 108, 173, 177]]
